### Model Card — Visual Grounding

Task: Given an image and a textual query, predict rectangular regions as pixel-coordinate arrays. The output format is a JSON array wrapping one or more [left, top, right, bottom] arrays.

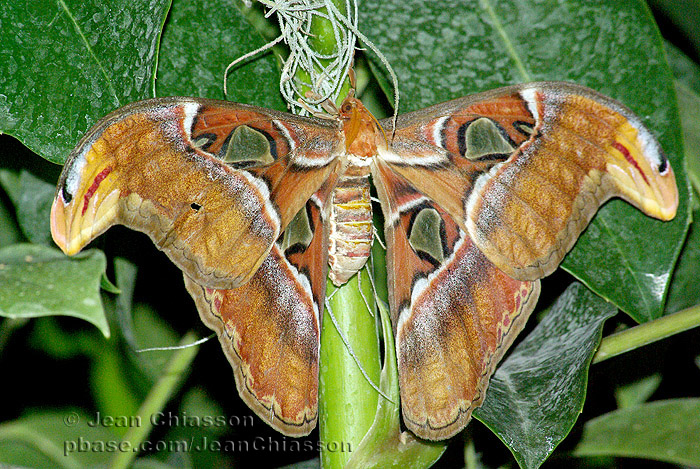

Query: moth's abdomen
[[328, 174, 373, 286]]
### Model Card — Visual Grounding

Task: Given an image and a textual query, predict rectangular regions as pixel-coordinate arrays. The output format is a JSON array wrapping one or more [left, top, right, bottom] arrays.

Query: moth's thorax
[[339, 96, 383, 161]]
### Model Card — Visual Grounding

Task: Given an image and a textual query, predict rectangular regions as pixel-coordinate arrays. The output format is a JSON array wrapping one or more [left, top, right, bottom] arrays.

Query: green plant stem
[[593, 304, 700, 364], [320, 270, 380, 468], [108, 331, 199, 469]]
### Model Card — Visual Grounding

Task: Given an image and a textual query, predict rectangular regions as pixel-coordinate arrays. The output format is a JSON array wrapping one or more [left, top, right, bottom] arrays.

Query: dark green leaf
[[158, 0, 286, 110], [648, 0, 700, 61], [665, 210, 700, 314], [0, 197, 21, 248], [159, 388, 228, 468], [674, 80, 700, 197], [0, 169, 21, 207], [572, 398, 700, 466], [360, 0, 690, 322], [90, 346, 142, 434], [665, 42, 700, 95], [100, 274, 121, 294], [130, 302, 181, 382], [26, 316, 100, 361], [111, 257, 139, 349], [614, 373, 662, 409], [0, 410, 117, 468], [474, 283, 618, 469], [0, 0, 171, 164], [0, 165, 58, 246], [15, 171, 55, 245], [0, 244, 109, 337]]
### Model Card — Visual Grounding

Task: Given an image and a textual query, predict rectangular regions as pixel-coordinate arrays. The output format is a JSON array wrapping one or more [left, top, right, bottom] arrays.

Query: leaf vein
[[478, 0, 531, 82], [57, 0, 120, 107]]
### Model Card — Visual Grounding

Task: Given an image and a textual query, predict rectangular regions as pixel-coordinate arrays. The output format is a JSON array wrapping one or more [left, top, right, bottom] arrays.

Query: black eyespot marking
[[61, 185, 73, 203], [190, 202, 202, 211], [658, 154, 669, 174]]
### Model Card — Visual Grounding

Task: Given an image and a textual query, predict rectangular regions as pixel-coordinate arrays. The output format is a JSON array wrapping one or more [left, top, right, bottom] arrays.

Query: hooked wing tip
[[50, 195, 83, 256]]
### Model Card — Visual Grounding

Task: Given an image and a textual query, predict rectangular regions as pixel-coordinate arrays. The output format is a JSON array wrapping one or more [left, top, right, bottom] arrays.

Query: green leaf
[[0, 169, 21, 207], [14, 171, 56, 245], [0, 244, 109, 337], [107, 331, 199, 469], [648, 0, 700, 62], [0, 196, 21, 248], [158, 0, 286, 110], [665, 210, 700, 314], [360, 0, 690, 322], [0, 164, 58, 246], [665, 42, 700, 95], [0, 409, 118, 468], [0, 0, 171, 164], [675, 80, 700, 197], [572, 398, 700, 466], [100, 274, 121, 295], [474, 282, 618, 469], [27, 316, 99, 360], [111, 257, 139, 349], [130, 302, 181, 383], [614, 373, 662, 409], [159, 388, 228, 468], [90, 346, 142, 436]]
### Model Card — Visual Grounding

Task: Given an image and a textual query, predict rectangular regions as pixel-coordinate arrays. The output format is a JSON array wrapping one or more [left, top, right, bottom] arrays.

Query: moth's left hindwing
[[51, 97, 341, 290], [185, 188, 331, 436]]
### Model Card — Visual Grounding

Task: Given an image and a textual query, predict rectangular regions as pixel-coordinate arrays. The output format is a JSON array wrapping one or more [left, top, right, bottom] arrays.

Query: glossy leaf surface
[[0, 244, 108, 337], [475, 283, 617, 468], [0, 0, 171, 163], [158, 0, 285, 110]]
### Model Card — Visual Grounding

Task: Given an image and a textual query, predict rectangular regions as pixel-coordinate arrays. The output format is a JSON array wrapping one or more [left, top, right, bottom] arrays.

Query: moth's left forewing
[[372, 163, 540, 440]]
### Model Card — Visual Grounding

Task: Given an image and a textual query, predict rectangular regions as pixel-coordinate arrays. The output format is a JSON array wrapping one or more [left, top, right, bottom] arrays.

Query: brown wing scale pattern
[[52, 97, 341, 289], [51, 82, 678, 441], [374, 163, 540, 440], [184, 192, 330, 436], [379, 82, 677, 282]]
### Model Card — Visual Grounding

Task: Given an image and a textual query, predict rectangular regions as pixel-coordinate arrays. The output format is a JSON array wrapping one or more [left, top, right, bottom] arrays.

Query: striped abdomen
[[328, 174, 373, 286]]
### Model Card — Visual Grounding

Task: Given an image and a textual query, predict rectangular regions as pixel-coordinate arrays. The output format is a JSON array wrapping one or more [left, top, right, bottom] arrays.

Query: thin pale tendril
[[325, 292, 396, 404], [224, 0, 399, 122], [136, 334, 215, 353]]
